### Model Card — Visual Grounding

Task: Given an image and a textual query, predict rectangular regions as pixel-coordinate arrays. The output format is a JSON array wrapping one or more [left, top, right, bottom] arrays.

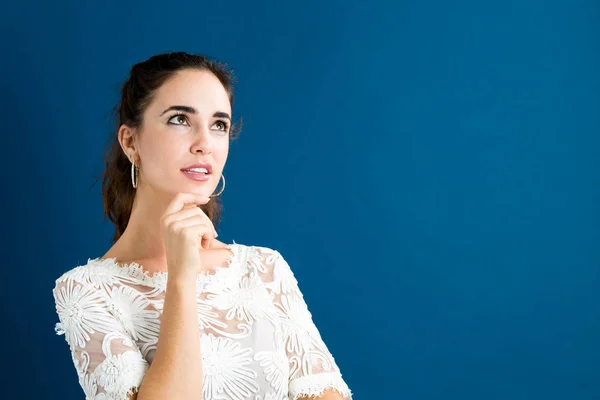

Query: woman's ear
[[118, 124, 138, 162]]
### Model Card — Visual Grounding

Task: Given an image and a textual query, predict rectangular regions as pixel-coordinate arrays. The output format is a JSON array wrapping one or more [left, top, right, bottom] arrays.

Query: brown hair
[[94, 52, 242, 244]]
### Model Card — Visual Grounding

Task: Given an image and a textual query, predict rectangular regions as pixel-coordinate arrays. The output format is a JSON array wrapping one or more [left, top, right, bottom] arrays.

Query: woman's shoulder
[[241, 243, 298, 282], [53, 255, 158, 291], [53, 258, 103, 284], [224, 240, 282, 265]]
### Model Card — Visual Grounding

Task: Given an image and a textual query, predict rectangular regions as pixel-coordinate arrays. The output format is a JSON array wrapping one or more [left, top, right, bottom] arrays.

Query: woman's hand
[[160, 192, 218, 281]]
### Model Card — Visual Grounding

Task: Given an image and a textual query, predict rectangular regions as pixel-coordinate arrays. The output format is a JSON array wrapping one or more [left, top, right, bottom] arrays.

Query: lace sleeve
[[268, 250, 353, 400], [52, 272, 149, 399]]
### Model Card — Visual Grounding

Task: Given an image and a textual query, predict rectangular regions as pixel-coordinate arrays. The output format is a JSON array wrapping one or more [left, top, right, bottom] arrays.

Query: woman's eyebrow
[[213, 111, 231, 120], [160, 105, 231, 120]]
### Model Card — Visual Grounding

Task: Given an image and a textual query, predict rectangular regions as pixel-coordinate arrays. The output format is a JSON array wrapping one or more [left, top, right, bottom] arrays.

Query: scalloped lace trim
[[289, 372, 353, 400], [76, 241, 241, 289]]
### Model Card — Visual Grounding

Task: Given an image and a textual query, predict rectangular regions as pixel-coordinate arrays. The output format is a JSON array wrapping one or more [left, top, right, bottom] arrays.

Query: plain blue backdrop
[[1, 0, 598, 399]]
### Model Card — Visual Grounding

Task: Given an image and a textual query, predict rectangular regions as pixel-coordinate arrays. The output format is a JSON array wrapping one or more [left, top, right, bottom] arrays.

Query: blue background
[[1, 0, 598, 399]]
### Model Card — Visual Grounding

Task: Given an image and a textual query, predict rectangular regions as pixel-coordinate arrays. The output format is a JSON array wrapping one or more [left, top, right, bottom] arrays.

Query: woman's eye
[[213, 120, 229, 132], [168, 114, 189, 126]]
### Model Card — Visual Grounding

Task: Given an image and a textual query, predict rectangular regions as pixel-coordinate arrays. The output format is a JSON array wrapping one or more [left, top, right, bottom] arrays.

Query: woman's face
[[125, 68, 231, 200]]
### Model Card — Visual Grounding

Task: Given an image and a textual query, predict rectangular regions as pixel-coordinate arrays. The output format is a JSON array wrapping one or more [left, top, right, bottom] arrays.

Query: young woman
[[52, 52, 352, 400]]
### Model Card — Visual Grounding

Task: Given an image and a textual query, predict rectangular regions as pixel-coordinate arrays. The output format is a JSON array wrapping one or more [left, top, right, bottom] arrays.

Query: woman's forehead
[[153, 70, 231, 112]]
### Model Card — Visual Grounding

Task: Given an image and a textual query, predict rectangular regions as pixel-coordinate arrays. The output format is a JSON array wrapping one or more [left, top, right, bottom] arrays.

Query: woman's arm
[[298, 390, 346, 400], [136, 275, 203, 400], [265, 249, 353, 400]]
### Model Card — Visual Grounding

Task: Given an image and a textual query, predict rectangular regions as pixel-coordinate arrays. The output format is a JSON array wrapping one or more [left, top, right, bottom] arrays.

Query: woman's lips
[[181, 170, 211, 181]]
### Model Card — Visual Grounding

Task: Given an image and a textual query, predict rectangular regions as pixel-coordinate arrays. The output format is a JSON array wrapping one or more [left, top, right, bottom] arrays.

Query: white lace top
[[52, 242, 352, 400]]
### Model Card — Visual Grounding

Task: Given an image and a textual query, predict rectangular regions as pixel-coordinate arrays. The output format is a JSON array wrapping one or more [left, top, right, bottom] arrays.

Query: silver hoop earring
[[209, 174, 225, 198], [131, 161, 138, 189]]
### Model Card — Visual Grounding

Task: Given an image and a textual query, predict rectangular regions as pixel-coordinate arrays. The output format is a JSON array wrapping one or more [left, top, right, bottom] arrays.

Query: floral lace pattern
[[53, 242, 352, 399]]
